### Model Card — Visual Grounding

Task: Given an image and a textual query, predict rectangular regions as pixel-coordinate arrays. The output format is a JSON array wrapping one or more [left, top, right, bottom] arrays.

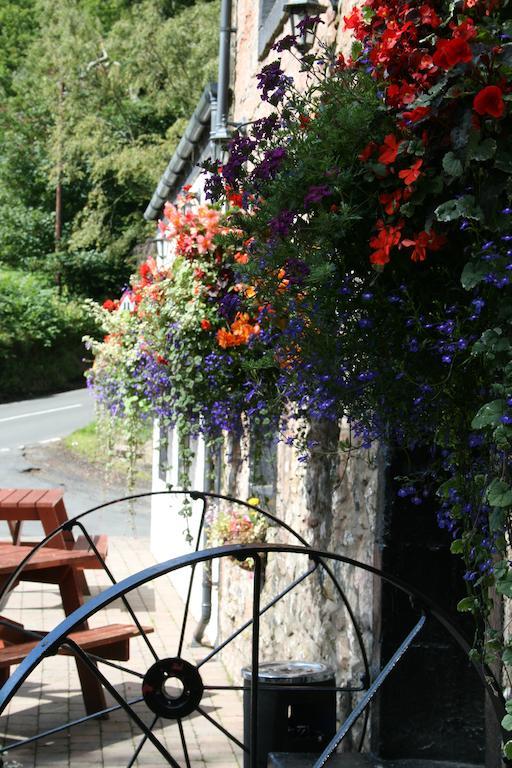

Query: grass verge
[[63, 419, 153, 486]]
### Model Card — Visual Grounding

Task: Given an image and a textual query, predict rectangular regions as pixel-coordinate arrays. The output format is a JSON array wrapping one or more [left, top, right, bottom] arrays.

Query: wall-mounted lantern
[[284, 1, 327, 53]]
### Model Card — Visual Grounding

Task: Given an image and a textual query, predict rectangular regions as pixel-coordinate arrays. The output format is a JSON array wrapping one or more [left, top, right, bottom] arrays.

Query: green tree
[[0, 0, 38, 94], [0, 0, 219, 298]]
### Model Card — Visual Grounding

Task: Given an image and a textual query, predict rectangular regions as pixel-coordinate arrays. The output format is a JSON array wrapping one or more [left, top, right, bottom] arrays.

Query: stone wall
[[216, 421, 381, 747]]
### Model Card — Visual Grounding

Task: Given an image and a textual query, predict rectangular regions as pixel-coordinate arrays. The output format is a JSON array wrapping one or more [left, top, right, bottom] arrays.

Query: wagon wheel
[[0, 492, 370, 767], [0, 490, 370, 687], [0, 540, 504, 767]]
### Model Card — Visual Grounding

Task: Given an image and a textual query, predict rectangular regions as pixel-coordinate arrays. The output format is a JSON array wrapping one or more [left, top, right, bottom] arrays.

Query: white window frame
[[259, 0, 288, 59]]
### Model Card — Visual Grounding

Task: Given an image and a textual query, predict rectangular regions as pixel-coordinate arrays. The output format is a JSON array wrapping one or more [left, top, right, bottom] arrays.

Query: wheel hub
[[142, 657, 204, 719]]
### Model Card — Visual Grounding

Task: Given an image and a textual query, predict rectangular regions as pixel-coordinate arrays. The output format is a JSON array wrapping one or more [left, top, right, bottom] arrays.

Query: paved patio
[[0, 537, 244, 768]]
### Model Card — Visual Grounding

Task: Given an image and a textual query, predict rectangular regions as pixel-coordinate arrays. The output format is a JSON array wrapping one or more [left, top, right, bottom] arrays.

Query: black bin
[[242, 661, 336, 768]]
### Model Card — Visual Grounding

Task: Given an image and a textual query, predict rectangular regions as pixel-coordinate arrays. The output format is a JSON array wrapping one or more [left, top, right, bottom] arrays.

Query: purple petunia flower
[[303, 184, 331, 207]]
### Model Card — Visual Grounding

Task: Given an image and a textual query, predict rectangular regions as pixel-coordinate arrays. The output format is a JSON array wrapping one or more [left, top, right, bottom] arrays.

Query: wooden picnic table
[[0, 487, 78, 548], [0, 542, 110, 713], [0, 490, 152, 716]]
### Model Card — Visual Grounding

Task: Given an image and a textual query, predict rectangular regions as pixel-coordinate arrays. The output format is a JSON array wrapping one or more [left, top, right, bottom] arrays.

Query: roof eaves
[[144, 82, 218, 221]]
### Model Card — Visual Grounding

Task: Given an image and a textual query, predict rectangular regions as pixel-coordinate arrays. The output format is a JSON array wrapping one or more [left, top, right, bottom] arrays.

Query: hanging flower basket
[[208, 507, 269, 571]]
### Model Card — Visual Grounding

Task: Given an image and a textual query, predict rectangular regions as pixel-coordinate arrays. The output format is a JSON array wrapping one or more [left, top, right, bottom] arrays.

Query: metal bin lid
[[241, 661, 334, 684]]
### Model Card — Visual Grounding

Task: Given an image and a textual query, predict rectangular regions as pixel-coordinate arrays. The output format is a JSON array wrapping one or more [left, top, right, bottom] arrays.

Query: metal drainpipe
[[213, 0, 233, 145], [192, 0, 233, 647], [192, 445, 222, 645]]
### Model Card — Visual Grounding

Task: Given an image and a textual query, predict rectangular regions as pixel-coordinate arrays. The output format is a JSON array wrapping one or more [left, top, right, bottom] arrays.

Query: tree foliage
[[0, 0, 219, 299]]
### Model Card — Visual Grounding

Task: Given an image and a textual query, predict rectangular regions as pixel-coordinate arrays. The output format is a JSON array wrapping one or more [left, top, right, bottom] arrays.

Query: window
[[158, 423, 172, 482], [249, 426, 277, 511], [259, 0, 287, 59]]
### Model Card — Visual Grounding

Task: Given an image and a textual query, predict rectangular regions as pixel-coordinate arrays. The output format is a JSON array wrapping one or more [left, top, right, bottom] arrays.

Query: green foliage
[[0, 268, 98, 398], [44, 249, 133, 302], [0, 0, 219, 298], [0, 0, 38, 93], [0, 200, 55, 269]]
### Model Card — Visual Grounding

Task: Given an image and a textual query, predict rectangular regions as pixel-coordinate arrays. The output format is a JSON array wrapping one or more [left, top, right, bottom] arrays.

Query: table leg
[[40, 503, 91, 596], [58, 566, 107, 716]]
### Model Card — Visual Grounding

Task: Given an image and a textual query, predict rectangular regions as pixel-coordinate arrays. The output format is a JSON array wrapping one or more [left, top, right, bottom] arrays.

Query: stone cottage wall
[[216, 421, 381, 744]]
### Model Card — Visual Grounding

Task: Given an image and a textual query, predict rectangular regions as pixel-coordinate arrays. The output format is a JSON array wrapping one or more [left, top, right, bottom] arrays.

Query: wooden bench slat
[[0, 624, 154, 666], [0, 537, 109, 564], [17, 489, 52, 509], [0, 545, 106, 574], [0, 489, 33, 511], [0, 490, 15, 505], [34, 488, 65, 509]]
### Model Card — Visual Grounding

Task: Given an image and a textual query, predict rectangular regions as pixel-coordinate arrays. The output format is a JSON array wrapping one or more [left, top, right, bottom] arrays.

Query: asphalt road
[[0, 388, 95, 451], [0, 388, 151, 537]]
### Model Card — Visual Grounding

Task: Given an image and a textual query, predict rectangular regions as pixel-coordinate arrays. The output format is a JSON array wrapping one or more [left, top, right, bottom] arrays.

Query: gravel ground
[[0, 439, 152, 539]]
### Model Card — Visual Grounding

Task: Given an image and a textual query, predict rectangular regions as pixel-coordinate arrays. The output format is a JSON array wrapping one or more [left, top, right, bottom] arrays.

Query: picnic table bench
[[0, 488, 152, 715]]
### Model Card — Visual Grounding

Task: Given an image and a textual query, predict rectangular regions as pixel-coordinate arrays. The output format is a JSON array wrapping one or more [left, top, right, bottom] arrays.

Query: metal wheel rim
[[0, 541, 505, 767]]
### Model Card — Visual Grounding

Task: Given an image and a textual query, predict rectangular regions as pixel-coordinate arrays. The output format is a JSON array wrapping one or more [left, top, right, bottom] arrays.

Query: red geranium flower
[[419, 4, 441, 27], [200, 319, 212, 331], [402, 229, 446, 262], [369, 220, 403, 265], [343, 6, 365, 39], [102, 299, 119, 312], [402, 106, 430, 123], [398, 159, 423, 185], [378, 134, 401, 165], [473, 85, 504, 118], [432, 37, 472, 69], [358, 141, 377, 162], [452, 18, 477, 41], [379, 189, 402, 215]]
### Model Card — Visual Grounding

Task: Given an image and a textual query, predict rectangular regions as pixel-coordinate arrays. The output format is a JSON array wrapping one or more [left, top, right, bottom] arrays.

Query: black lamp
[[284, 1, 326, 53]]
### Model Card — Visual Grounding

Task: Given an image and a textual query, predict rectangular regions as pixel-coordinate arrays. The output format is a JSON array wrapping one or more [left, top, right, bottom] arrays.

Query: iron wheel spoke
[[312, 615, 427, 768], [73, 521, 160, 663], [177, 718, 191, 768], [195, 705, 247, 753], [197, 562, 318, 669], [126, 714, 158, 768], [203, 684, 362, 693], [66, 639, 181, 767], [93, 657, 145, 679], [177, 497, 207, 658], [249, 555, 262, 768], [0, 696, 145, 754]]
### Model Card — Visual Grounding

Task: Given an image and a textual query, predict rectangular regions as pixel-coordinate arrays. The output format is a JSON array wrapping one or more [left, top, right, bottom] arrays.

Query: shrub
[[0, 269, 98, 399]]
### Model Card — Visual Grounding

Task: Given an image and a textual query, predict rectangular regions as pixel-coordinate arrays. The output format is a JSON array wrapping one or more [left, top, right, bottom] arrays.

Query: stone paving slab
[[0, 537, 244, 768]]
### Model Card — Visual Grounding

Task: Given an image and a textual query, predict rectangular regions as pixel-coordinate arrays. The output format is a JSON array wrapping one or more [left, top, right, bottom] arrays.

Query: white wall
[[150, 419, 219, 646]]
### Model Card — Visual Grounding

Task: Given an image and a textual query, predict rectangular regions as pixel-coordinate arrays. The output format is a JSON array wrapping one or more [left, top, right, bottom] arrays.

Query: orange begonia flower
[[216, 313, 260, 349]]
